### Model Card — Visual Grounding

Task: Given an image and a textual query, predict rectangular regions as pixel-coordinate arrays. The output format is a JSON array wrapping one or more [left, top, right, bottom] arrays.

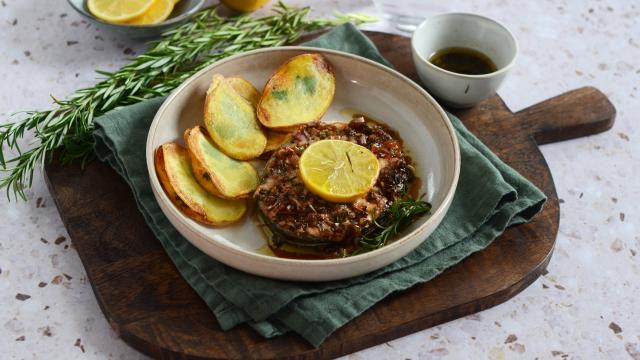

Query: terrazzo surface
[[0, 0, 638, 359]]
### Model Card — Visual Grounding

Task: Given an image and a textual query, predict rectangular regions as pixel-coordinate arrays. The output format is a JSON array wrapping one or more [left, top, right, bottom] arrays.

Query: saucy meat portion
[[254, 117, 414, 246]]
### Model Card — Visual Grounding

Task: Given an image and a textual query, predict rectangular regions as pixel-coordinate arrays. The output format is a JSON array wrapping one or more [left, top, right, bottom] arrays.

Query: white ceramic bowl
[[412, 13, 518, 108], [146, 47, 460, 281]]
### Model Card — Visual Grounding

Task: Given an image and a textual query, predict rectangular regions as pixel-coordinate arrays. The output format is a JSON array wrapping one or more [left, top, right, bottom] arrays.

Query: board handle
[[515, 86, 616, 145]]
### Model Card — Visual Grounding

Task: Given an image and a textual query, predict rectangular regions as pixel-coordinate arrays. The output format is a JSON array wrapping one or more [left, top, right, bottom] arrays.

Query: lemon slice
[[87, 0, 155, 23], [127, 0, 175, 25], [220, 0, 271, 12], [299, 140, 380, 203]]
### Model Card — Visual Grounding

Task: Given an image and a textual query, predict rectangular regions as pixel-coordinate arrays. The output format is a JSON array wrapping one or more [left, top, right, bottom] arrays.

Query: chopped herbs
[[298, 75, 317, 95], [351, 196, 432, 256], [272, 89, 289, 100], [345, 151, 354, 171]]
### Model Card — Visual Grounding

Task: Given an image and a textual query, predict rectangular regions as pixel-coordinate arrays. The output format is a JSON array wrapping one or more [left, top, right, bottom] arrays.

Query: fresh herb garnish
[[345, 151, 353, 172], [0, 2, 376, 200], [271, 89, 289, 100], [297, 75, 317, 95], [351, 196, 432, 256]]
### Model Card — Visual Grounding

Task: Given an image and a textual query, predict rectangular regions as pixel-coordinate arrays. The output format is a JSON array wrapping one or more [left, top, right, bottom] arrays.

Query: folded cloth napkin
[[93, 23, 546, 347]]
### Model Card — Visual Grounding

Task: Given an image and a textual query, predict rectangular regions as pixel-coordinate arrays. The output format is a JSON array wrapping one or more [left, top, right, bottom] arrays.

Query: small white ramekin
[[411, 13, 518, 108]]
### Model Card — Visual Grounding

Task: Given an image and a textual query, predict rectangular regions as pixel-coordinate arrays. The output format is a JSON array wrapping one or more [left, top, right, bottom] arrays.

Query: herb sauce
[[428, 47, 498, 75]]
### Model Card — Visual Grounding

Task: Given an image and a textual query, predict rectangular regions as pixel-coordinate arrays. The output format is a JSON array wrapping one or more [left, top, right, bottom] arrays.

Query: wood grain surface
[[44, 31, 616, 359]]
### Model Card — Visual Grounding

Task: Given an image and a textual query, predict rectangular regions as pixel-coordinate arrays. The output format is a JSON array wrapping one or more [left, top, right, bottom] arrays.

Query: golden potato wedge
[[155, 143, 246, 226], [204, 74, 267, 160], [225, 77, 290, 154], [257, 53, 335, 132], [226, 77, 260, 107], [184, 126, 259, 199]]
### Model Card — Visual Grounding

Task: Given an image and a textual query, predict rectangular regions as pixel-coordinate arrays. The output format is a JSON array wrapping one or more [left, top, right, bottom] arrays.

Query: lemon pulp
[[87, 0, 155, 23], [299, 139, 380, 203]]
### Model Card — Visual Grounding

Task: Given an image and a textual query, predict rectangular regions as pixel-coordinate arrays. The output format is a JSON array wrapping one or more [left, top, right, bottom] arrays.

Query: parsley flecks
[[298, 75, 317, 95], [272, 89, 288, 100]]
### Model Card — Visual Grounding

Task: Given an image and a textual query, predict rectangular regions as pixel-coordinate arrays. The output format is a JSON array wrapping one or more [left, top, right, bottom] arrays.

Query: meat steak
[[254, 117, 414, 247]]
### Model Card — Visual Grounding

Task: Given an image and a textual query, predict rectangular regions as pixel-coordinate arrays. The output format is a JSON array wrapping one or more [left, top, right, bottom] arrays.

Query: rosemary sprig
[[0, 2, 376, 200], [352, 196, 432, 256]]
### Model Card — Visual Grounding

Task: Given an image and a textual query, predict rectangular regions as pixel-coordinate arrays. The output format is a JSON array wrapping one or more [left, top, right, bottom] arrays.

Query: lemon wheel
[[87, 0, 155, 23], [299, 140, 380, 203], [127, 0, 175, 25], [220, 0, 271, 12]]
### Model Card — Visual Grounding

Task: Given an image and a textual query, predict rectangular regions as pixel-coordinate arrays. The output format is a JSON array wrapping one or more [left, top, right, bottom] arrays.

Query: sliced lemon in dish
[[127, 0, 175, 25], [299, 139, 380, 203], [87, 0, 155, 23], [220, 0, 271, 12]]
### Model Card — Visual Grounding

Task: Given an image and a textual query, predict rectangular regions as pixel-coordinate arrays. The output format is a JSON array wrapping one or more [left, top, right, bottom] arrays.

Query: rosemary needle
[[0, 2, 376, 200], [351, 196, 432, 256]]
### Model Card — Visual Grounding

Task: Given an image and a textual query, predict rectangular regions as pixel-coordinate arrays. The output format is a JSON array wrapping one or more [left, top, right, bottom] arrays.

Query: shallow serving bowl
[[146, 47, 460, 281], [67, 0, 206, 39]]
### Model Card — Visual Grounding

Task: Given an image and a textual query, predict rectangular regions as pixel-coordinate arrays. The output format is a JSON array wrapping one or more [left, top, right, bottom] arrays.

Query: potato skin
[[155, 144, 216, 225], [155, 143, 246, 226], [257, 53, 335, 132], [204, 74, 267, 160], [184, 127, 225, 199], [184, 126, 258, 200]]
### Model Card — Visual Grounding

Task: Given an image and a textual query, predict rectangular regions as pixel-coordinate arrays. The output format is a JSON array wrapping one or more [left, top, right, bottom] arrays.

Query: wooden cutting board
[[44, 31, 615, 359]]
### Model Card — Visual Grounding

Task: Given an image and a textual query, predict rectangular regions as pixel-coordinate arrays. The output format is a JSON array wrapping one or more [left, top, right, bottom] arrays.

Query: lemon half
[[299, 140, 380, 203], [88, 0, 156, 23]]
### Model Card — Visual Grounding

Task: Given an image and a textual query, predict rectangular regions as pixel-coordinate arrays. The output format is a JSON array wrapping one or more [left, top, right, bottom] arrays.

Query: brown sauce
[[407, 176, 423, 200], [428, 47, 498, 75], [253, 210, 346, 260], [352, 113, 404, 146]]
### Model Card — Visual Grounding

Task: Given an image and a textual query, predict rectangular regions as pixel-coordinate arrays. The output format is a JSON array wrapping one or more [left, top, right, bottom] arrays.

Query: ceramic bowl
[[67, 0, 206, 40], [146, 47, 460, 281], [411, 13, 518, 108]]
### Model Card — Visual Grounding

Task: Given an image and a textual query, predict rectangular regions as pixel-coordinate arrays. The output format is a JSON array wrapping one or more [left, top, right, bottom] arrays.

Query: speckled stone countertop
[[0, 0, 638, 359]]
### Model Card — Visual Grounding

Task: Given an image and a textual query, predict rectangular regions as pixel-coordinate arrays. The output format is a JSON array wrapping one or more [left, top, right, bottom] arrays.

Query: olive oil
[[428, 47, 498, 75]]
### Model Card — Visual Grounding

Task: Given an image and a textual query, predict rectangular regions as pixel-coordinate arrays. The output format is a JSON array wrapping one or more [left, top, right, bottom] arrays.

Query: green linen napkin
[[93, 23, 546, 347]]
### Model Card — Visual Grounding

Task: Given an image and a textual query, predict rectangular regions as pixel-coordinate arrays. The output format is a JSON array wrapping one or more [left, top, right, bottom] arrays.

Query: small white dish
[[411, 13, 518, 108], [146, 47, 460, 281]]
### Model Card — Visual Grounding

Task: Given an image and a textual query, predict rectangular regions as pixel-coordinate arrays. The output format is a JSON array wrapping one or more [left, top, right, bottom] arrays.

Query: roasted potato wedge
[[257, 53, 335, 132], [184, 126, 259, 199], [204, 74, 267, 160], [225, 77, 290, 155], [226, 77, 260, 107], [155, 143, 246, 226]]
